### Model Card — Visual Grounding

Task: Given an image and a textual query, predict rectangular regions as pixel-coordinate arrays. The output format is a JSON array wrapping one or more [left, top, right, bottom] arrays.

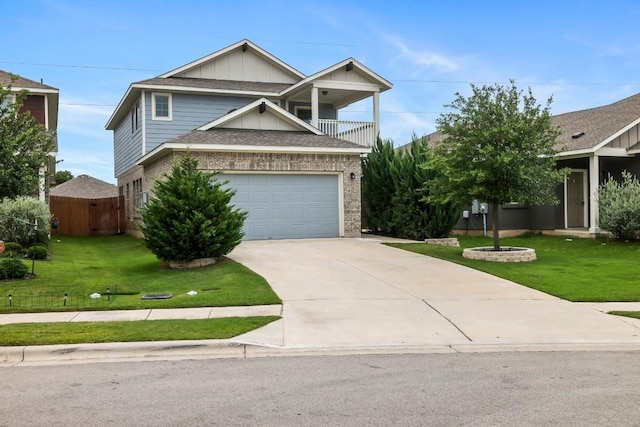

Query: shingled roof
[[166, 128, 366, 149], [0, 70, 57, 91], [409, 92, 640, 154], [553, 92, 640, 152], [50, 175, 118, 199], [135, 77, 292, 93]]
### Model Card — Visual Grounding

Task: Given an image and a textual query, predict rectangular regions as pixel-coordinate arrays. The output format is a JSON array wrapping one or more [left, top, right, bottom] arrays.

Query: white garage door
[[217, 174, 340, 240]]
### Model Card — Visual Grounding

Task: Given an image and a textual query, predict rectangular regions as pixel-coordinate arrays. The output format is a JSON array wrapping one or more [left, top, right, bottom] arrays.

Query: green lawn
[[388, 234, 640, 302], [0, 235, 281, 313], [0, 317, 280, 346]]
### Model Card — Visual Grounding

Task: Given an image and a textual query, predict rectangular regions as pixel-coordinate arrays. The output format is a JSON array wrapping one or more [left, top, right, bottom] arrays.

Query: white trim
[[137, 142, 370, 166], [280, 57, 392, 98], [588, 156, 600, 233], [151, 92, 172, 121], [197, 98, 322, 134], [141, 90, 146, 156], [10, 87, 58, 95], [594, 147, 631, 157], [564, 169, 588, 228], [313, 80, 382, 92], [593, 117, 640, 152], [44, 94, 49, 131], [159, 39, 306, 80]]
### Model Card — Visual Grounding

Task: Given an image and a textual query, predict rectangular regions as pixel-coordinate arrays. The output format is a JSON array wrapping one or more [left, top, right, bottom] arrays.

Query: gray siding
[[113, 105, 143, 178], [144, 92, 254, 154]]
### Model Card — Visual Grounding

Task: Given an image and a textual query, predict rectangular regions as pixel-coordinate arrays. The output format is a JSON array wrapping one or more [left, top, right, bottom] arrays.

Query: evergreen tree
[[361, 137, 396, 235], [141, 155, 247, 263]]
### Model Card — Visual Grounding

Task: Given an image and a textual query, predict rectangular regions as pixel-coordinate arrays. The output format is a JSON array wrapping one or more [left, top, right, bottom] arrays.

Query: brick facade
[[120, 151, 363, 238]]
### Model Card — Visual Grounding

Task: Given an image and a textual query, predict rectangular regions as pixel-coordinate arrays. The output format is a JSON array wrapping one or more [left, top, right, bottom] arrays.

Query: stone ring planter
[[462, 247, 536, 262]]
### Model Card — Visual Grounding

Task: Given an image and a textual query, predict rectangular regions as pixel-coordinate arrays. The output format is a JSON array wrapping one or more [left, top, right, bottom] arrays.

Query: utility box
[[471, 200, 489, 215]]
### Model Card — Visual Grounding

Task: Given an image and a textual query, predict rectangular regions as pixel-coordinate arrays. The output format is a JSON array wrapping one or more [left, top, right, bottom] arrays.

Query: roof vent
[[571, 131, 585, 139]]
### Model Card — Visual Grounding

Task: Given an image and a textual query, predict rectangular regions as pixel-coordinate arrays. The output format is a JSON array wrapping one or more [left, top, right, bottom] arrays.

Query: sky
[[4, 0, 640, 184]]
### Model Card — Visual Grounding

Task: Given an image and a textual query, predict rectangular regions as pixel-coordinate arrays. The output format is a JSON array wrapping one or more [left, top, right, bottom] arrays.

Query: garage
[[217, 173, 340, 240]]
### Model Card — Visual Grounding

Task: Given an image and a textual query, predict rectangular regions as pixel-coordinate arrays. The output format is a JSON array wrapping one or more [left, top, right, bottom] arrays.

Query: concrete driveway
[[229, 238, 640, 351]]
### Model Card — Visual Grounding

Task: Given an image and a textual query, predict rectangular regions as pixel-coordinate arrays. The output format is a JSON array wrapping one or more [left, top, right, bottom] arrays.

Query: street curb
[[4, 340, 640, 366]]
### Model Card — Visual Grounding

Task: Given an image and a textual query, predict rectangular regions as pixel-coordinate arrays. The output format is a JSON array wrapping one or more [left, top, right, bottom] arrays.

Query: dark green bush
[[2, 242, 24, 258], [362, 136, 460, 240], [1, 258, 28, 279], [141, 155, 247, 262], [25, 244, 48, 260]]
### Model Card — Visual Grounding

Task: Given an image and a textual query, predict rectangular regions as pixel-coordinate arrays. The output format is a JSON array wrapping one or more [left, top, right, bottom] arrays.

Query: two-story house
[[0, 70, 59, 202], [106, 39, 391, 240]]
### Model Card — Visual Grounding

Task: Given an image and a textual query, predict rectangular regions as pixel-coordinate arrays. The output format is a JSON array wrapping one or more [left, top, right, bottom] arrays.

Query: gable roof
[[137, 128, 368, 166], [407, 92, 640, 156], [50, 175, 118, 199], [553, 92, 640, 154], [198, 98, 322, 133], [133, 76, 292, 93], [0, 70, 58, 92], [159, 39, 305, 81]]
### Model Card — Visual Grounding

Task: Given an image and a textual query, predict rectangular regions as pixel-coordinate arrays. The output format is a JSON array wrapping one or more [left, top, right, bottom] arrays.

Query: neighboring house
[[105, 39, 392, 240], [0, 70, 59, 203], [49, 174, 123, 236], [422, 92, 640, 236]]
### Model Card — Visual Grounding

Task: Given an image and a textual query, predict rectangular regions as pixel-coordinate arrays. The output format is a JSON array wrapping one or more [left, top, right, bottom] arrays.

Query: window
[[130, 100, 140, 133], [152, 93, 172, 120]]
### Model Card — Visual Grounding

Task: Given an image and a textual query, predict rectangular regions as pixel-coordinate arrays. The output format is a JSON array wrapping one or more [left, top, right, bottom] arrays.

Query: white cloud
[[383, 34, 459, 74]]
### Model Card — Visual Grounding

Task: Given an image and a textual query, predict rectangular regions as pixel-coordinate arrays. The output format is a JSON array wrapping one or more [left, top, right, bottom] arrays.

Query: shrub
[[25, 244, 48, 260], [0, 197, 51, 246], [362, 136, 460, 240], [2, 242, 24, 258], [0, 258, 28, 279], [598, 171, 640, 240], [141, 155, 247, 263]]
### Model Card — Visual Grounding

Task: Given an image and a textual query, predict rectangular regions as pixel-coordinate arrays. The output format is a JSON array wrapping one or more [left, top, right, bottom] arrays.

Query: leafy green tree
[[141, 155, 247, 263], [598, 171, 640, 240], [0, 79, 56, 199], [428, 81, 565, 250], [0, 196, 51, 246], [53, 170, 73, 186]]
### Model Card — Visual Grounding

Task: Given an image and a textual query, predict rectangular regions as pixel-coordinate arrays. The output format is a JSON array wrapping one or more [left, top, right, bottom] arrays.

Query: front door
[[566, 171, 586, 227]]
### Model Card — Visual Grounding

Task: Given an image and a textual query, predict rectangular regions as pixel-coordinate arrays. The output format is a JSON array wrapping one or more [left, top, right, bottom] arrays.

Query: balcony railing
[[317, 119, 376, 147]]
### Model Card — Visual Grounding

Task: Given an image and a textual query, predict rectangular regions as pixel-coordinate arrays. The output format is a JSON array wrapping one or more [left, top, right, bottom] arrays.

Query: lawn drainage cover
[[141, 293, 173, 300]]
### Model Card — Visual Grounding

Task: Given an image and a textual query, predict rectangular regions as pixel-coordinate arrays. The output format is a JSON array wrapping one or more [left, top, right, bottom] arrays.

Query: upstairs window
[[152, 93, 172, 120], [130, 100, 140, 133]]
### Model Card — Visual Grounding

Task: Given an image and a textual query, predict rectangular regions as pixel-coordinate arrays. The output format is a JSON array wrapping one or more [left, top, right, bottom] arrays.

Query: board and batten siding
[[172, 48, 300, 84], [609, 123, 640, 149], [144, 92, 255, 154], [114, 106, 143, 178]]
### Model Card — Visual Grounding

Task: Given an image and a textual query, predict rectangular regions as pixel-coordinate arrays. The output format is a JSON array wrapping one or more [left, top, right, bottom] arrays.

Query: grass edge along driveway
[[0, 235, 281, 345], [388, 234, 640, 303]]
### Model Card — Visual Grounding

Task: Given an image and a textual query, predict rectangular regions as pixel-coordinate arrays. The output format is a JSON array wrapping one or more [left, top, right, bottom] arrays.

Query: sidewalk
[[0, 305, 282, 325], [3, 237, 640, 366]]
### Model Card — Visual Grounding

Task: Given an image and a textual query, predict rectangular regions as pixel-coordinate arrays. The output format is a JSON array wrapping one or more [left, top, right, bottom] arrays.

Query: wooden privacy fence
[[49, 196, 124, 236]]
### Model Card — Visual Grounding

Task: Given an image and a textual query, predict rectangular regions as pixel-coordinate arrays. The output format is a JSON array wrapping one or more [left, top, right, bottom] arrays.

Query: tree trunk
[[490, 201, 500, 251]]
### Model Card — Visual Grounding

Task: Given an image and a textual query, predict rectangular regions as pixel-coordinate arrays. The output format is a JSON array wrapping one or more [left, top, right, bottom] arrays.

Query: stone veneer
[[121, 150, 363, 238], [462, 247, 537, 262]]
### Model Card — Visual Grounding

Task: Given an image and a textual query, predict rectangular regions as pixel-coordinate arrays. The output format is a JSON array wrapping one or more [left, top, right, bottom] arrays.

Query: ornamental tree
[[0, 79, 56, 200], [141, 155, 247, 263], [427, 81, 565, 250]]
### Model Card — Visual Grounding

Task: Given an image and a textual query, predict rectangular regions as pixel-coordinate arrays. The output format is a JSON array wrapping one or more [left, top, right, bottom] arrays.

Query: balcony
[[317, 119, 376, 147]]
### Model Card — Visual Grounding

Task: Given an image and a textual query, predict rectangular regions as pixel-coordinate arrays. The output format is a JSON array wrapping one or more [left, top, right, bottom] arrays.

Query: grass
[[0, 316, 280, 346], [388, 234, 640, 302], [0, 235, 281, 313]]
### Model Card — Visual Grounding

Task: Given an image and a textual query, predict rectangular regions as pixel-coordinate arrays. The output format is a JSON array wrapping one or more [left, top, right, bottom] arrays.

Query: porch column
[[373, 90, 380, 138], [311, 86, 319, 128], [589, 154, 600, 234]]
